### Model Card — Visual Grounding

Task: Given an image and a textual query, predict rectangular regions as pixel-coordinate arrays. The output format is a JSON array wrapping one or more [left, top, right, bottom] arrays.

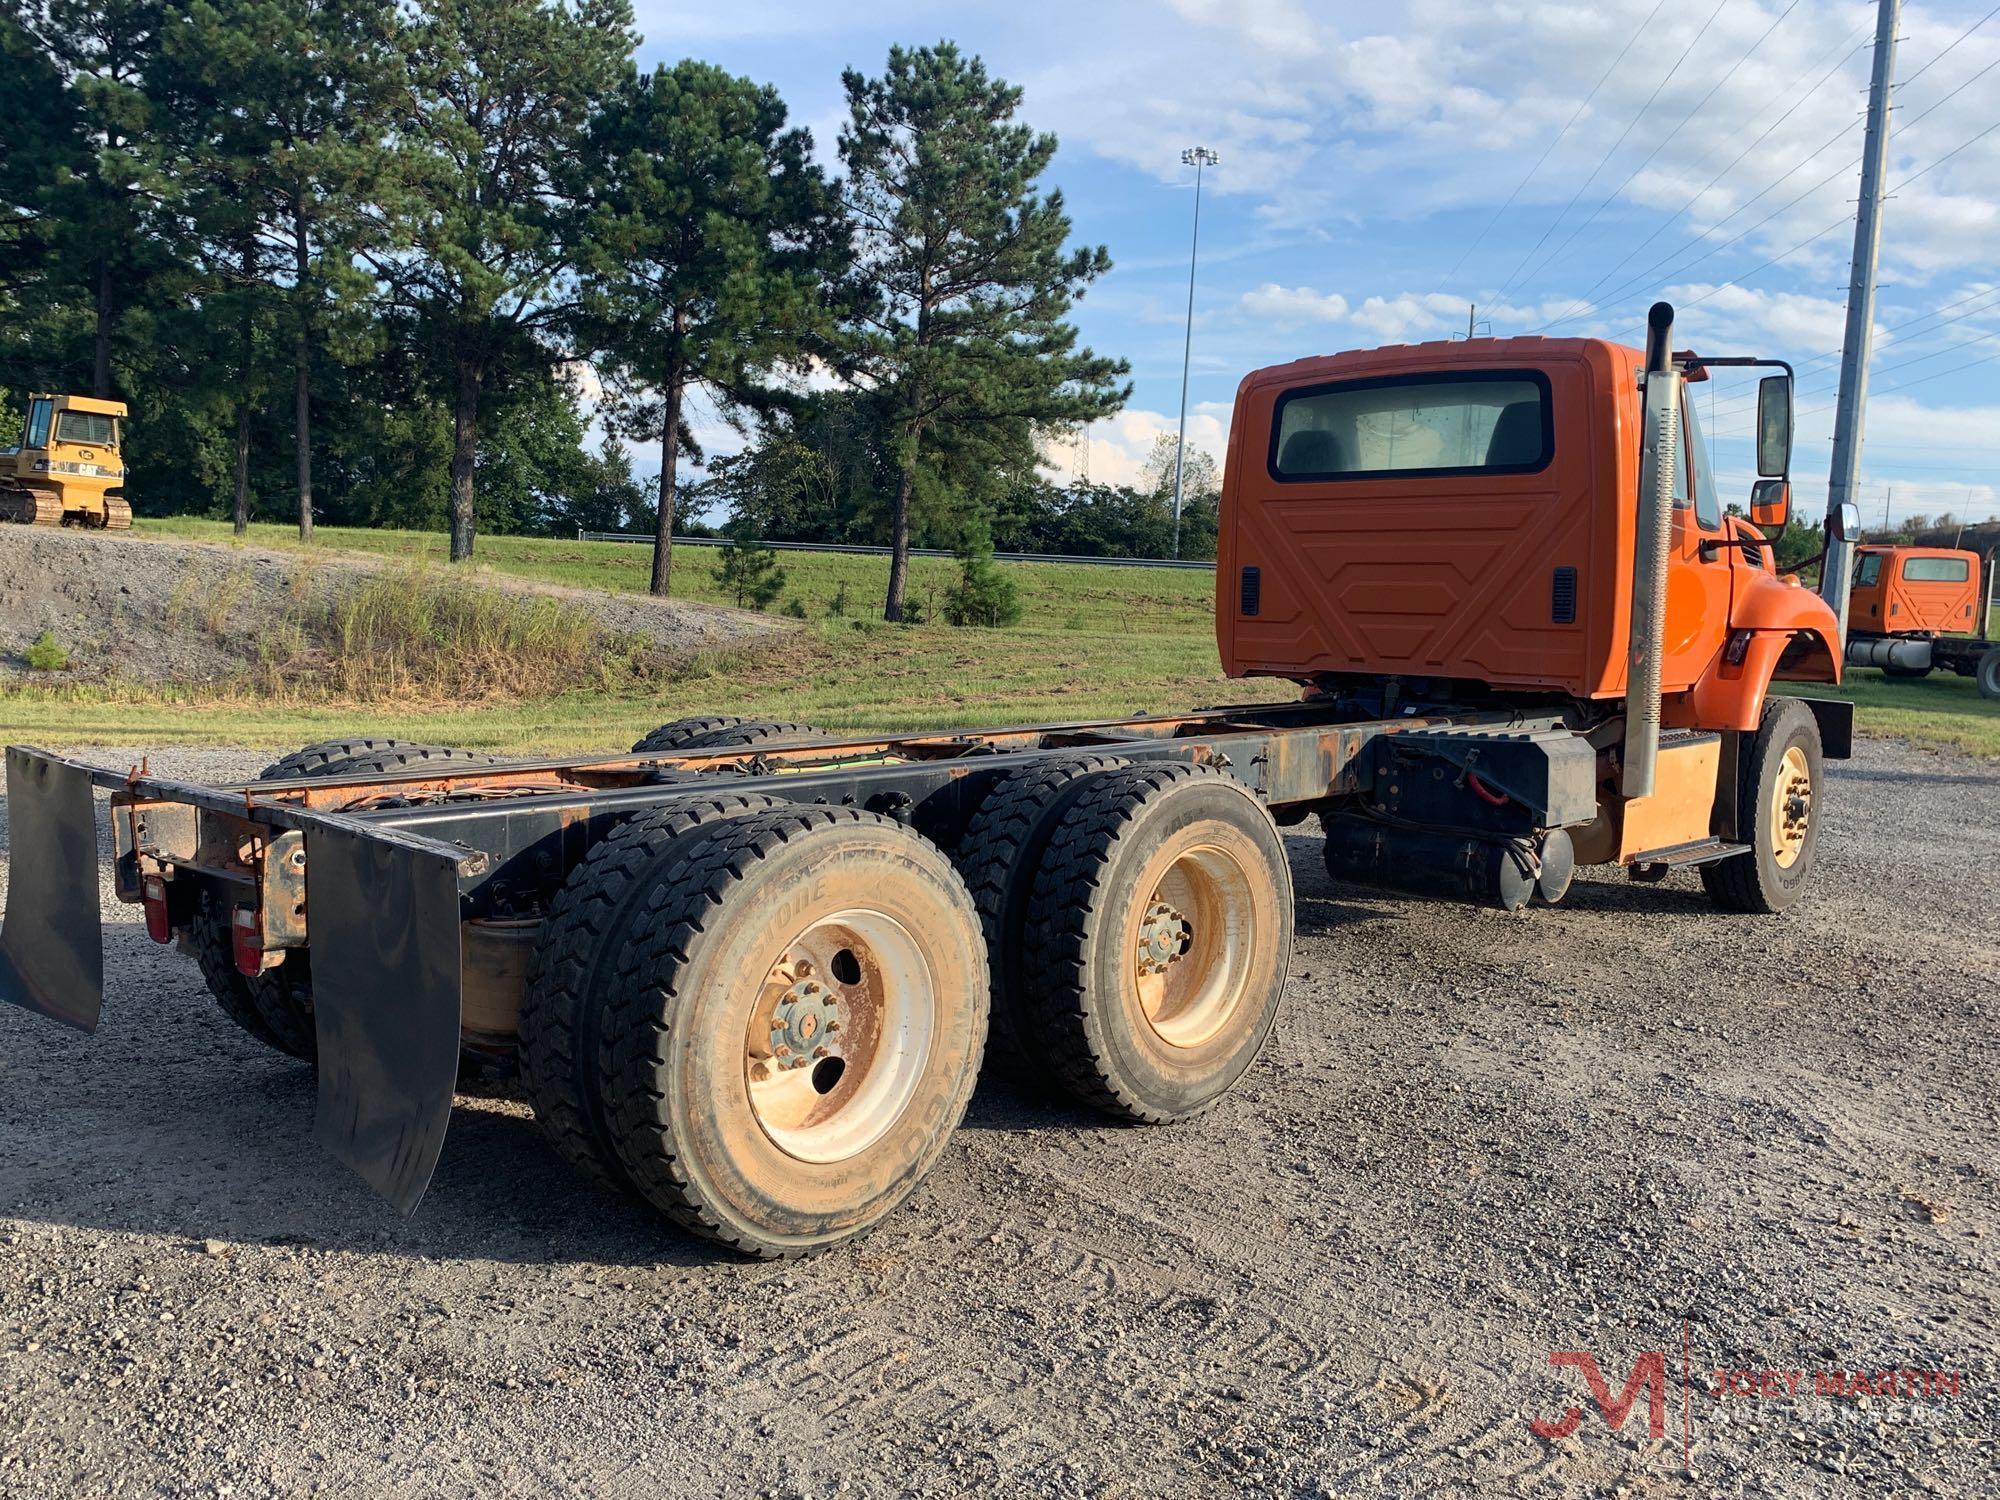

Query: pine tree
[[837, 44, 1128, 621], [159, 0, 400, 541], [579, 59, 842, 597], [4, 1, 178, 397], [712, 522, 786, 611], [941, 519, 1022, 627], [373, 0, 632, 562]]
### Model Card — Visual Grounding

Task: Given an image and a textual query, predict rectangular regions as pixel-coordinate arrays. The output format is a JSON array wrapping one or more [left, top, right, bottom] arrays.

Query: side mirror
[[1830, 501, 1861, 542], [1755, 375, 1792, 477], [1749, 479, 1790, 529]]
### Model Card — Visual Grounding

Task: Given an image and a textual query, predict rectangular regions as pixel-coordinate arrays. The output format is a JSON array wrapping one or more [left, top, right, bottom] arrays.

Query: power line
[[1707, 285, 2000, 419], [1540, 148, 1862, 331], [1529, 20, 1871, 329], [1492, 0, 1730, 301], [1889, 114, 2000, 191], [1512, 0, 1805, 295], [1444, 0, 1671, 281], [1898, 2, 2000, 88], [1801, 345, 2000, 414], [1538, 15, 2000, 339]]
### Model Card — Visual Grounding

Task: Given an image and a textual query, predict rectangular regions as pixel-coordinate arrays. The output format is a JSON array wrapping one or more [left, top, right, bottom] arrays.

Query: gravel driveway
[[1, 740, 1994, 1497]]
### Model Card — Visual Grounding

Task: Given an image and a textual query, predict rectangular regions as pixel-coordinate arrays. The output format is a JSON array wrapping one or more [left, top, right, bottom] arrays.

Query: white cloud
[[1346, 290, 1472, 340], [1238, 283, 1349, 321], [1040, 406, 1232, 490], [1663, 284, 1874, 358]]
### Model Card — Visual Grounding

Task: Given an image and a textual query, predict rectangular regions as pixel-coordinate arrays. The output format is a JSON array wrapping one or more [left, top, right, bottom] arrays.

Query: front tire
[[1700, 698, 1824, 915], [598, 808, 987, 1257]]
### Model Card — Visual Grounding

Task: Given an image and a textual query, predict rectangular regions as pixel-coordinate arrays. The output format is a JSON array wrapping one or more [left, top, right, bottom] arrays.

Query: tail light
[[141, 876, 171, 944], [230, 905, 266, 977]]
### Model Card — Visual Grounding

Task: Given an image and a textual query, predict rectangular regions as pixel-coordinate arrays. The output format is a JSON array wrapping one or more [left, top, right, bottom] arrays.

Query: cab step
[[1625, 837, 1748, 880]]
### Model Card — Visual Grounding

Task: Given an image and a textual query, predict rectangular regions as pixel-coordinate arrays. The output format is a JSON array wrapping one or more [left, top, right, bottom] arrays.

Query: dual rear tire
[[524, 805, 988, 1258], [520, 757, 1295, 1256]]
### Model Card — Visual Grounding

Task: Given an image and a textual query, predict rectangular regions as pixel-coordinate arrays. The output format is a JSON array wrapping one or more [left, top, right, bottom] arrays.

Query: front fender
[[1731, 570, 1841, 644], [1681, 574, 1843, 731]]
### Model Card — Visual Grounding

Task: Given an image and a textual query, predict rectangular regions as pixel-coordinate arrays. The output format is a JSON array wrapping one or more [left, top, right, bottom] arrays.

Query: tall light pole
[[1823, 0, 1900, 645], [1172, 146, 1217, 559]]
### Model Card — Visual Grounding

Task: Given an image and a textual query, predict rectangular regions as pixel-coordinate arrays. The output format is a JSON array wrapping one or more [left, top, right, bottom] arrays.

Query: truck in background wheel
[[1, 303, 1862, 1256]]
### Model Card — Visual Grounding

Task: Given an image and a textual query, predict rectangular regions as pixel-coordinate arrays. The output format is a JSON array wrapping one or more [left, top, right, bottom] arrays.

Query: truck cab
[[1850, 545, 1981, 637], [1215, 335, 1841, 730]]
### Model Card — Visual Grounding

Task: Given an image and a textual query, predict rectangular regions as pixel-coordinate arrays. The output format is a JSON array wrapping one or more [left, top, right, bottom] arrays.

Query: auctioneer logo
[[1527, 1324, 1968, 1474]]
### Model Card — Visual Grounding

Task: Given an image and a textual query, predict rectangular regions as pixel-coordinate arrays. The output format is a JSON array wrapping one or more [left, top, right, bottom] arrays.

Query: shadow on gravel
[[1550, 876, 1712, 915], [2, 924, 1147, 1269]]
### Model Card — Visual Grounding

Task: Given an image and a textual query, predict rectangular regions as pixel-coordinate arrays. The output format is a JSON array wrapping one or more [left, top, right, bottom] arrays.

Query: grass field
[[3, 517, 1994, 758]]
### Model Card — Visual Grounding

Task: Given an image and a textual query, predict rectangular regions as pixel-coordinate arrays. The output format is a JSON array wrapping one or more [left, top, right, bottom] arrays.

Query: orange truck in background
[[1844, 544, 2000, 697]]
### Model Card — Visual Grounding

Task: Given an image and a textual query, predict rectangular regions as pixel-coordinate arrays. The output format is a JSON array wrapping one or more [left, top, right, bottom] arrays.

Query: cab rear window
[[1270, 370, 1552, 481], [1903, 556, 1969, 583]]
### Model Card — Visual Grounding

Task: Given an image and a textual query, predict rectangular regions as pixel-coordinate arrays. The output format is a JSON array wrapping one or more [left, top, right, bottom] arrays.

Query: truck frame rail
[[3, 697, 1582, 1214]]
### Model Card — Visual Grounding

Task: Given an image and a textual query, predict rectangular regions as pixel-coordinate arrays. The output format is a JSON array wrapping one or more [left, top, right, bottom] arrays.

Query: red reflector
[[142, 876, 171, 944], [230, 905, 265, 977]]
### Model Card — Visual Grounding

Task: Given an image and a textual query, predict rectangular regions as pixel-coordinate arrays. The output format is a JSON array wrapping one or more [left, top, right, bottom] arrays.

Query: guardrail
[[575, 530, 1217, 571]]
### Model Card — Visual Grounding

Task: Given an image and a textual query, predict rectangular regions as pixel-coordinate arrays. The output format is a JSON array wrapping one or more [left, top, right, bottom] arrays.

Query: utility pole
[[1172, 146, 1217, 560], [1467, 304, 1477, 339], [1881, 487, 1892, 538], [1823, 0, 1900, 643]]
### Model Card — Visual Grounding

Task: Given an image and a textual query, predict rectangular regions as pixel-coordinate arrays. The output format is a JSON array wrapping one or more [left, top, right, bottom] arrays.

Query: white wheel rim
[[743, 907, 935, 1165], [1131, 841, 1257, 1049], [1770, 744, 1812, 869]]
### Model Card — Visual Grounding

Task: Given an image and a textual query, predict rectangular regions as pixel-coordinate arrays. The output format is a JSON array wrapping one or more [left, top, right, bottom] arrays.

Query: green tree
[[160, 0, 399, 540], [580, 58, 841, 596], [5, 1, 178, 397], [373, 0, 632, 561], [711, 521, 786, 610], [837, 43, 1128, 620], [941, 519, 1021, 627]]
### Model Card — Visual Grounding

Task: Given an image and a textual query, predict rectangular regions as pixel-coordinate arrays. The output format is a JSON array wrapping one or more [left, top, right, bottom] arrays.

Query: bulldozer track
[[0, 484, 61, 526]]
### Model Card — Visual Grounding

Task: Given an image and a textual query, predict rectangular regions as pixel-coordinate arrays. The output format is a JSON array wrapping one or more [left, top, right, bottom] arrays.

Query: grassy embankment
[[3, 517, 1994, 756], [2, 518, 1289, 751]]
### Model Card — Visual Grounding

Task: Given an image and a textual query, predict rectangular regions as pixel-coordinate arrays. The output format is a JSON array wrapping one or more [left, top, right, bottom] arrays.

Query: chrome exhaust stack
[[1622, 301, 1681, 800]]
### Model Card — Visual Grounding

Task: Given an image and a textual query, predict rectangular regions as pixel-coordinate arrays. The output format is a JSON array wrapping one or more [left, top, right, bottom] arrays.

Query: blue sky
[[630, 0, 2000, 530]]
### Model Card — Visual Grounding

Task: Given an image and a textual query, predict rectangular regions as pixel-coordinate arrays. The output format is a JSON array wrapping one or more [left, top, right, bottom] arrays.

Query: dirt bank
[[0, 527, 784, 685]]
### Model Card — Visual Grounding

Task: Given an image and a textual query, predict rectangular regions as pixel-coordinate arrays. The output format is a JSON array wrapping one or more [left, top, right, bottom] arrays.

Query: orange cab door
[[1660, 404, 1731, 688]]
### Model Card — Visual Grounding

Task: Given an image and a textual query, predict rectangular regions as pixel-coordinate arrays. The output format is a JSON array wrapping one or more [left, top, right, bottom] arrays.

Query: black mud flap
[[305, 821, 464, 1216], [0, 749, 104, 1032], [1787, 695, 1854, 759]]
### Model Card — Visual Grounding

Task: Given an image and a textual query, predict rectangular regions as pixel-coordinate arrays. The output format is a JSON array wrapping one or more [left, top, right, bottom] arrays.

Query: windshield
[[57, 410, 117, 447]]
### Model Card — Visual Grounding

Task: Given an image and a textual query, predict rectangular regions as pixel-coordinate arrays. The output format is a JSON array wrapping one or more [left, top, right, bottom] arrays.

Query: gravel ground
[[0, 529, 783, 684], [0, 739, 1994, 1497]]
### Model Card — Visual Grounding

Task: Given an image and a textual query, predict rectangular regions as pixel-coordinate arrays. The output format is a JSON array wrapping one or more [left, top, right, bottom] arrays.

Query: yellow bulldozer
[[1, 392, 132, 528]]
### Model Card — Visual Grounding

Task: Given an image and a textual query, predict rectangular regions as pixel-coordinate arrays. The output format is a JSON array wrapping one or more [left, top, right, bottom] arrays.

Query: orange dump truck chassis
[[0, 303, 1860, 1257]]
